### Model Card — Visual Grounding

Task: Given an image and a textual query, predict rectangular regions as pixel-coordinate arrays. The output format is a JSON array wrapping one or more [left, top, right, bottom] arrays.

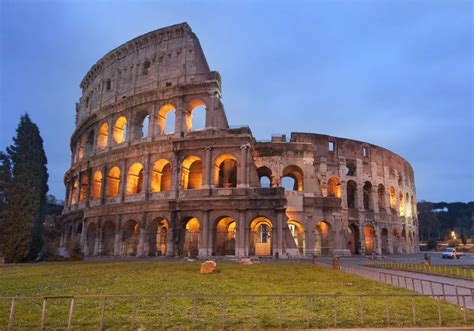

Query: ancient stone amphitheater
[[61, 23, 418, 258]]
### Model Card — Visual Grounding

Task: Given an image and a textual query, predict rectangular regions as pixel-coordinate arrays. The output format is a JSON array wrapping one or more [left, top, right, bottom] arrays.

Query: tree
[[2, 114, 49, 261], [0, 152, 13, 256]]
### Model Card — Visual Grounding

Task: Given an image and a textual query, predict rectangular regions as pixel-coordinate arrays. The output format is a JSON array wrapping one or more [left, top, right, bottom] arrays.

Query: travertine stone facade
[[61, 23, 418, 258]]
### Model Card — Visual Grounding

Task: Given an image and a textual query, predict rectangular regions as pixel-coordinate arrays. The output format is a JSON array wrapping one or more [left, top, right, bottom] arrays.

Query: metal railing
[[2, 292, 473, 330]]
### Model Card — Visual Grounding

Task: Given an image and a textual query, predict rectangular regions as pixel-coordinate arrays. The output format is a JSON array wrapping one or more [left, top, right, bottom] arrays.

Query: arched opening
[[186, 99, 206, 131], [392, 228, 400, 254], [250, 217, 272, 256], [364, 225, 376, 255], [79, 172, 89, 202], [91, 171, 103, 200], [214, 154, 237, 188], [101, 221, 115, 256], [147, 218, 168, 256], [182, 217, 200, 258], [214, 217, 237, 256], [151, 159, 171, 192], [389, 187, 396, 209], [282, 165, 304, 191], [381, 228, 389, 255], [133, 111, 150, 140], [288, 220, 305, 255], [348, 224, 360, 255], [86, 223, 96, 255], [401, 228, 407, 253], [126, 162, 144, 195], [106, 167, 121, 197], [77, 136, 85, 161], [257, 166, 272, 188], [76, 223, 83, 237], [405, 193, 411, 217], [327, 176, 341, 198], [113, 116, 128, 144], [411, 196, 416, 218], [399, 193, 405, 216], [181, 156, 202, 189], [85, 130, 95, 156], [158, 104, 176, 134], [377, 184, 385, 211], [347, 180, 357, 209], [122, 220, 140, 256], [315, 221, 333, 256], [363, 181, 372, 210], [71, 177, 78, 205], [97, 122, 109, 150], [345, 160, 356, 176]]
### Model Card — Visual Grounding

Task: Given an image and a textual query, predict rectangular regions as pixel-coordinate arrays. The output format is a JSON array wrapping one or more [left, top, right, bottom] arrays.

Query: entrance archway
[[381, 228, 389, 255], [315, 221, 332, 256], [86, 223, 96, 255], [364, 225, 376, 255], [214, 217, 236, 256], [288, 220, 305, 254], [182, 218, 200, 257], [147, 218, 168, 256], [250, 217, 272, 256], [101, 221, 115, 256], [348, 223, 360, 255], [122, 220, 140, 256]]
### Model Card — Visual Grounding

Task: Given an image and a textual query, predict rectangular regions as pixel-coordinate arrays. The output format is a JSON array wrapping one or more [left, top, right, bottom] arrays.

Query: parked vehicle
[[441, 247, 464, 259]]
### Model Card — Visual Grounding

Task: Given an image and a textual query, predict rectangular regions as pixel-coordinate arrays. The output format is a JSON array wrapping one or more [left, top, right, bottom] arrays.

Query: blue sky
[[1, 0, 472, 202]]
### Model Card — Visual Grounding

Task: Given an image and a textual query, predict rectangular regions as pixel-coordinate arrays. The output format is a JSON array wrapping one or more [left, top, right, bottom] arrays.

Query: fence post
[[462, 296, 467, 325], [411, 278, 415, 291], [221, 297, 227, 329], [411, 296, 416, 326], [420, 280, 425, 295], [192, 296, 197, 328], [67, 297, 76, 331], [455, 286, 460, 306], [429, 281, 434, 296], [40, 298, 47, 330], [442, 283, 446, 301], [7, 298, 15, 331], [250, 296, 255, 328]]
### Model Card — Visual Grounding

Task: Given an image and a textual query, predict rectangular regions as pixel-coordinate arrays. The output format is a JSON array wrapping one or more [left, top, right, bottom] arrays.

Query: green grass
[[365, 261, 474, 280], [0, 261, 472, 329]]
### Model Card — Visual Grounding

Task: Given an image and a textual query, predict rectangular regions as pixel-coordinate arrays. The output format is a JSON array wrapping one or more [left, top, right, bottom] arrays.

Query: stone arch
[[113, 116, 128, 144], [79, 172, 89, 202], [86, 223, 96, 255], [347, 180, 357, 209], [327, 176, 341, 198], [250, 217, 273, 256], [101, 221, 115, 256], [401, 228, 408, 253], [214, 153, 238, 188], [282, 165, 304, 191], [122, 220, 140, 256], [381, 228, 389, 255], [257, 166, 272, 188], [71, 177, 79, 205], [399, 192, 405, 216], [392, 228, 400, 254], [147, 218, 168, 256], [181, 156, 202, 189], [405, 192, 411, 217], [315, 221, 333, 256], [182, 217, 200, 257], [151, 159, 171, 192], [348, 223, 360, 255], [185, 99, 207, 131], [389, 186, 396, 209], [126, 162, 144, 194], [158, 104, 176, 134], [97, 122, 109, 150], [132, 109, 151, 140], [85, 130, 95, 156], [91, 170, 103, 200], [363, 181, 373, 210], [364, 225, 376, 255], [288, 220, 305, 255], [213, 216, 237, 256], [106, 166, 121, 197], [77, 135, 85, 161], [377, 184, 386, 211]]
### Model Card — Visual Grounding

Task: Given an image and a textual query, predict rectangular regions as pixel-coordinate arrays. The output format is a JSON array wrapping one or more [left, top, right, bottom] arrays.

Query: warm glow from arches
[[185, 99, 206, 131], [91, 171, 103, 199], [151, 159, 172, 192], [181, 156, 202, 189], [113, 116, 128, 144], [185, 218, 200, 232], [327, 176, 341, 198], [389, 187, 396, 208], [106, 167, 121, 197], [97, 122, 109, 149], [126, 162, 144, 194], [158, 104, 176, 134], [214, 154, 238, 188]]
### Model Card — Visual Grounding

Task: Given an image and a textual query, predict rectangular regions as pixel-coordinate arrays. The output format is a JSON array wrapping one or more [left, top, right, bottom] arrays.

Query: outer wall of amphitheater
[[61, 23, 418, 259]]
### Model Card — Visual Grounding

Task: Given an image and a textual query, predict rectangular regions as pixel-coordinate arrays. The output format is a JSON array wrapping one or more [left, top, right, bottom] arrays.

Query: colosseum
[[60, 23, 418, 258]]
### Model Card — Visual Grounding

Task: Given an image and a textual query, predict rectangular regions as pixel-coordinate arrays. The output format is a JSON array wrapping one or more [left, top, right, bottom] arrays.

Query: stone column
[[236, 209, 246, 257], [357, 182, 364, 211], [207, 92, 218, 128], [200, 210, 210, 257], [371, 187, 378, 213], [170, 151, 180, 196], [244, 224, 250, 256], [150, 101, 157, 139], [76, 171, 83, 205], [120, 159, 128, 203], [144, 153, 152, 200], [85, 168, 92, 207], [100, 165, 108, 205], [375, 226, 382, 255], [305, 221, 315, 257], [166, 211, 176, 257], [80, 218, 87, 253], [237, 145, 249, 188], [275, 209, 284, 256], [174, 98, 185, 134], [340, 181, 347, 209], [94, 218, 102, 256], [202, 147, 213, 189], [137, 218, 147, 257], [114, 217, 122, 256], [359, 222, 366, 255]]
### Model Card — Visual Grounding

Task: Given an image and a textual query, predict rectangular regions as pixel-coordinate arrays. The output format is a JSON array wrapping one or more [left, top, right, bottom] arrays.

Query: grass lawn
[[0, 261, 472, 329], [364, 261, 474, 280]]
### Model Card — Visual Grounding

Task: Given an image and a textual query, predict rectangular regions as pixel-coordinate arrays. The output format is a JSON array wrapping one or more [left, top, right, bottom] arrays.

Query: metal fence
[[2, 292, 473, 330]]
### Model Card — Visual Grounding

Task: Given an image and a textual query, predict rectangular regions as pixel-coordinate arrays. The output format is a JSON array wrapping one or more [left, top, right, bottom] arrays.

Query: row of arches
[[257, 165, 304, 191], [68, 154, 239, 205], [74, 101, 207, 162]]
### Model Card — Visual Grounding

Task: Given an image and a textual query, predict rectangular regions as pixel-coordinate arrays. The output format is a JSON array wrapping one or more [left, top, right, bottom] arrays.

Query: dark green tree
[[3, 114, 49, 261], [0, 152, 13, 256]]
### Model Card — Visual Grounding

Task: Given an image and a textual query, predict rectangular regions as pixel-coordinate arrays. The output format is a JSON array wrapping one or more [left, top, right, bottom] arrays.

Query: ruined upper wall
[[76, 22, 215, 125]]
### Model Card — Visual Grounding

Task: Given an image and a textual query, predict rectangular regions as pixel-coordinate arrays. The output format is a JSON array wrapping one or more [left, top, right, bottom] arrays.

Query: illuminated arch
[[181, 156, 202, 189], [71, 177, 79, 205], [399, 192, 405, 216], [214, 216, 237, 256], [147, 218, 169, 256], [315, 221, 333, 256], [126, 162, 144, 194], [106, 167, 121, 197], [250, 217, 273, 256], [185, 99, 206, 131], [151, 159, 171, 192], [91, 170, 103, 200], [282, 165, 304, 191], [364, 225, 376, 254], [214, 154, 238, 188], [377, 184, 386, 210], [79, 172, 89, 202], [182, 217, 200, 257], [122, 220, 140, 256], [97, 122, 109, 150], [288, 220, 305, 254], [327, 176, 341, 198], [158, 104, 176, 134], [113, 116, 128, 144], [85, 130, 95, 156], [389, 187, 396, 208]]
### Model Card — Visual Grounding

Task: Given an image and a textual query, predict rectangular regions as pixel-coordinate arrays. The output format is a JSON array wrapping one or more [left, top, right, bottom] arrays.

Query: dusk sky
[[1, 0, 472, 202]]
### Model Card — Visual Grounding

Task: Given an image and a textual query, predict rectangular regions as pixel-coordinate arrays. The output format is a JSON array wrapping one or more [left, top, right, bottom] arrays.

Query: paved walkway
[[338, 263, 474, 308]]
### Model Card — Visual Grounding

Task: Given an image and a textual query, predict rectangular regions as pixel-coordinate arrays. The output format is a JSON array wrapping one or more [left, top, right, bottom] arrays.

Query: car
[[441, 247, 464, 259]]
